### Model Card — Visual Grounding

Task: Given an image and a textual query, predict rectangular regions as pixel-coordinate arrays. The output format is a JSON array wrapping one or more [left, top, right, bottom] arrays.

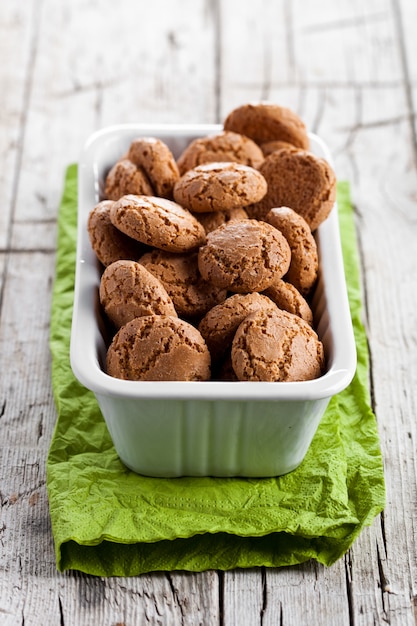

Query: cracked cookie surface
[[99, 260, 177, 329], [104, 159, 154, 201], [109, 194, 206, 253], [87, 200, 147, 267], [195, 207, 248, 234], [247, 148, 336, 231], [266, 206, 318, 295], [173, 162, 267, 213], [263, 279, 313, 325], [177, 130, 264, 175], [231, 308, 324, 382], [198, 292, 278, 363], [128, 137, 180, 198], [106, 315, 211, 381], [224, 102, 310, 150], [198, 219, 291, 293], [139, 249, 227, 318]]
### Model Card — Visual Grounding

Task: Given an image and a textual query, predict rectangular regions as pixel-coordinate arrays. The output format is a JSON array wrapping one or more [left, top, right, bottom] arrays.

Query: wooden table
[[1, 1, 416, 624]]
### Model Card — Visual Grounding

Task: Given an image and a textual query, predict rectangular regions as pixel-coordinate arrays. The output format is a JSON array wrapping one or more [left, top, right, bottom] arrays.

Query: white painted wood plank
[[0, 252, 56, 448], [218, 0, 302, 119], [291, 0, 400, 85], [0, 1, 37, 251], [222, 570, 265, 624], [264, 561, 350, 626], [348, 521, 417, 626]]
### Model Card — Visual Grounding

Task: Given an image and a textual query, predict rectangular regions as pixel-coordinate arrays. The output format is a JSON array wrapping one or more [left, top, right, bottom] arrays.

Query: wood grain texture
[[0, 0, 416, 624]]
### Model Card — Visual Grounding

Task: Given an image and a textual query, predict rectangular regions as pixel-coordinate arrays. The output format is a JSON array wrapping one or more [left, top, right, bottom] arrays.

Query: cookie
[[139, 249, 227, 319], [263, 280, 313, 326], [176, 130, 264, 175], [231, 308, 324, 382], [223, 102, 310, 150], [173, 162, 267, 213], [266, 207, 318, 295], [109, 194, 206, 253], [247, 149, 337, 231], [106, 315, 211, 381], [195, 207, 248, 234], [198, 219, 291, 293], [128, 137, 180, 198], [104, 159, 154, 201], [260, 140, 297, 156], [87, 200, 147, 267], [198, 292, 277, 362], [99, 260, 177, 329]]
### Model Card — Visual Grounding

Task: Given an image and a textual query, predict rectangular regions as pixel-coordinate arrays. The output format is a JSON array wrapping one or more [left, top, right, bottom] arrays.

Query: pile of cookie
[[87, 102, 337, 383]]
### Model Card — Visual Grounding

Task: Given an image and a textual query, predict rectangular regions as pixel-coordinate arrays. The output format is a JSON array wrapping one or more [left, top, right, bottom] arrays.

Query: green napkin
[[47, 166, 385, 576]]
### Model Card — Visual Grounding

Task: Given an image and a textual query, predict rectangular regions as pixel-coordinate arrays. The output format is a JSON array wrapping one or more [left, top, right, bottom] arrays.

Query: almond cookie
[[231, 308, 324, 382], [104, 159, 154, 201], [263, 280, 313, 326], [223, 102, 310, 150], [198, 219, 291, 293], [247, 149, 337, 231], [266, 207, 318, 295], [198, 293, 278, 363], [260, 139, 297, 156], [106, 315, 211, 381], [139, 249, 227, 319], [87, 200, 147, 267], [195, 207, 248, 234], [99, 260, 177, 329], [109, 194, 206, 253], [176, 130, 264, 175], [128, 137, 180, 198], [173, 162, 267, 213]]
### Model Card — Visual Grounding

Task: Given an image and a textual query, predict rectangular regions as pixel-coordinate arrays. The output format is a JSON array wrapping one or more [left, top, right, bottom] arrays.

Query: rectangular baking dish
[[71, 124, 357, 477]]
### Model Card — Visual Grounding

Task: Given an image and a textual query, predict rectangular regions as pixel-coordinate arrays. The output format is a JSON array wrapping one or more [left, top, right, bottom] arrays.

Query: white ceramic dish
[[71, 124, 357, 477]]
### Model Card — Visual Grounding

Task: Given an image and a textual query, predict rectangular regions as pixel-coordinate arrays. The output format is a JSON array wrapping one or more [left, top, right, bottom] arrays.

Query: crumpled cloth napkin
[[47, 165, 385, 576]]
